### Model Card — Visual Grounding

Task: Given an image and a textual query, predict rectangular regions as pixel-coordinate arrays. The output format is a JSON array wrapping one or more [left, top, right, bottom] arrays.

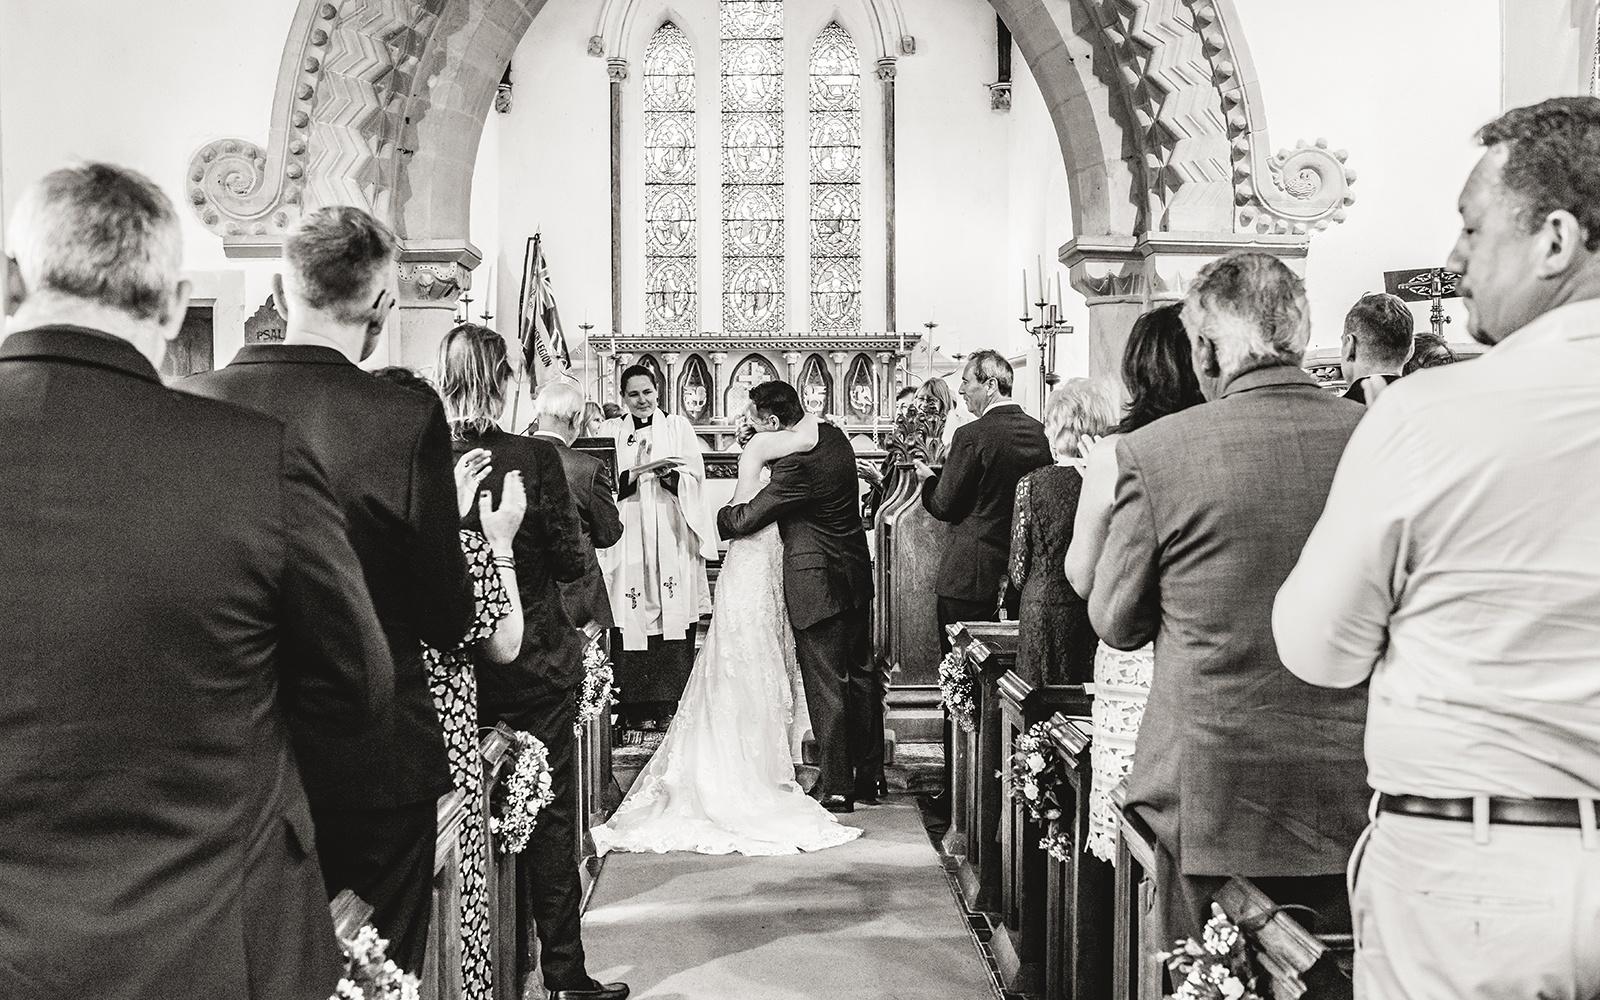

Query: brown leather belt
[[1377, 792, 1589, 829]]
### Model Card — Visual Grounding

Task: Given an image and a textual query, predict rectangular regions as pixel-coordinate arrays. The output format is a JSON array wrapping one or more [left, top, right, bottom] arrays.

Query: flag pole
[[509, 234, 538, 433]]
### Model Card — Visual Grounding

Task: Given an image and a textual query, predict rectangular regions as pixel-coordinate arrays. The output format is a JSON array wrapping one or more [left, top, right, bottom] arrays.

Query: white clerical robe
[[599, 412, 716, 650]]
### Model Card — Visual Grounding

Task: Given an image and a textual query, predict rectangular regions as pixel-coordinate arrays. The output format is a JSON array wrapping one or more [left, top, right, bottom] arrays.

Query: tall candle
[[1055, 274, 1063, 314], [1021, 269, 1029, 315], [1036, 255, 1044, 301]]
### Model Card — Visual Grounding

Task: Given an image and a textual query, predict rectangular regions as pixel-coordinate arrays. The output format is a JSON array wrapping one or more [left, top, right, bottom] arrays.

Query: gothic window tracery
[[846, 352, 876, 418], [798, 353, 833, 414], [644, 22, 698, 334], [725, 352, 779, 416], [678, 353, 713, 422], [808, 22, 862, 334], [721, 0, 785, 333]]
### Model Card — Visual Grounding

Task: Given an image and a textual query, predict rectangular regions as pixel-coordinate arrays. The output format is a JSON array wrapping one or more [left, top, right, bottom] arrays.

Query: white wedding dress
[[591, 521, 862, 857]]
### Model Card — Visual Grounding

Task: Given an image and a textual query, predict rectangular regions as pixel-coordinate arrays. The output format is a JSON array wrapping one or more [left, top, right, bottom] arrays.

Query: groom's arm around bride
[[716, 382, 881, 810]]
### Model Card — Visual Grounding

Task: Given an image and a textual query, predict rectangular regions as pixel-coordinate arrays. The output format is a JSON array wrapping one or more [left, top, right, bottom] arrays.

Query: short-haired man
[[0, 164, 390, 999], [186, 206, 473, 972], [1339, 291, 1414, 404], [1276, 97, 1600, 1000], [1090, 251, 1370, 945], [530, 381, 624, 630], [914, 349, 1052, 648]]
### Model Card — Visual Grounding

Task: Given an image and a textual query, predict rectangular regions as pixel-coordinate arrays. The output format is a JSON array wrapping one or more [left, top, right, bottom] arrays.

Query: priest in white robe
[[599, 364, 716, 727]]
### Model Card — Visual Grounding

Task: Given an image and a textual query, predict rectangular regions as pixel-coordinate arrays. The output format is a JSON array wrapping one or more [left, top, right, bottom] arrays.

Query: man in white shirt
[[1275, 97, 1600, 1000]]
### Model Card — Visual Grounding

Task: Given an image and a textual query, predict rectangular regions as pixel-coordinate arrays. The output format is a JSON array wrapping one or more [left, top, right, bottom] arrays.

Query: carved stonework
[[244, 296, 287, 343], [587, 35, 605, 57], [607, 58, 628, 84], [495, 82, 513, 114], [987, 82, 1012, 112], [397, 261, 469, 304], [875, 57, 897, 83]]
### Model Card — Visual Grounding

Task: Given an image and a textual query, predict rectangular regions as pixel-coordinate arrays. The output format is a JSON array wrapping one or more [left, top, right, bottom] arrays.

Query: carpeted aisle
[[580, 797, 994, 1000]]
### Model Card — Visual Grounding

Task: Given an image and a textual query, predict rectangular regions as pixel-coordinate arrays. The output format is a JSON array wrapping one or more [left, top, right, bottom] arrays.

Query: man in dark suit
[[528, 380, 624, 629], [438, 322, 620, 1000], [1090, 252, 1370, 944], [718, 381, 878, 811], [186, 206, 472, 973], [915, 351, 1053, 650], [0, 163, 390, 999], [1339, 291, 1414, 404]]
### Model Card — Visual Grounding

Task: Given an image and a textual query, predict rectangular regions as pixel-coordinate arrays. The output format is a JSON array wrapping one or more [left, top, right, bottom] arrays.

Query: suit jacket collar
[[0, 324, 161, 383], [979, 400, 1022, 418], [1220, 363, 1320, 399], [227, 342, 354, 367], [532, 430, 572, 449]]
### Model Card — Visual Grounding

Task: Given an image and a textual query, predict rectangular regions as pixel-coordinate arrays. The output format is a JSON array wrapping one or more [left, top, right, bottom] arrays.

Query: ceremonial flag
[[517, 233, 570, 377]]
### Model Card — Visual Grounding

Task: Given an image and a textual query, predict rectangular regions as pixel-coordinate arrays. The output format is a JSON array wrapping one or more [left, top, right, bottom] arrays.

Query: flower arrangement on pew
[[327, 890, 419, 1000], [574, 627, 616, 734], [937, 649, 977, 733], [489, 728, 556, 854], [1005, 721, 1072, 861], [1160, 904, 1263, 1000]]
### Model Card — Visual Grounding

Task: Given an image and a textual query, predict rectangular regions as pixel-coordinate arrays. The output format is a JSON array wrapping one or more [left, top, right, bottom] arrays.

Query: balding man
[[0, 164, 389, 999], [1339, 291, 1414, 405]]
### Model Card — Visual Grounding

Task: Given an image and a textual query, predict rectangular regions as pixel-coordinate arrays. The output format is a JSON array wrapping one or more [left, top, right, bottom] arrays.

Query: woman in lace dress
[[1064, 304, 1206, 862], [591, 414, 862, 856], [1006, 379, 1118, 685]]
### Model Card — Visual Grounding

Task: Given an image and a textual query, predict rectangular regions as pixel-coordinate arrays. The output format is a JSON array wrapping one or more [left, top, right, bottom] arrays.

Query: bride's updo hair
[[750, 380, 804, 428]]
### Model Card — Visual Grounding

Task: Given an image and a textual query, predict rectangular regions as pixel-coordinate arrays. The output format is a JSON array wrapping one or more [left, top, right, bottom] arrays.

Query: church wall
[[1232, 0, 1501, 348], [1501, 0, 1596, 109]]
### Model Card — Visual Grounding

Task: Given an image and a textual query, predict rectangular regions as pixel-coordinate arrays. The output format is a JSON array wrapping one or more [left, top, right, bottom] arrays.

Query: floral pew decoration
[[1004, 720, 1072, 861], [938, 647, 978, 734], [328, 890, 421, 1000], [488, 727, 556, 854], [575, 621, 617, 733], [1160, 904, 1263, 1000]]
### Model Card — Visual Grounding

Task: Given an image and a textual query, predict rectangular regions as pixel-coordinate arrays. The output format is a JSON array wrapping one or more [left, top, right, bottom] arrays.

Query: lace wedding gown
[[591, 521, 862, 856], [1087, 641, 1153, 863]]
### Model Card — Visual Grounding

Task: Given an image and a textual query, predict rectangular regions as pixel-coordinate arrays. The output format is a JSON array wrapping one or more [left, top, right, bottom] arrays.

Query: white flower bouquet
[[490, 728, 556, 854], [574, 633, 616, 733], [1160, 905, 1264, 1000], [937, 649, 977, 733], [1005, 721, 1072, 861], [330, 924, 420, 1000]]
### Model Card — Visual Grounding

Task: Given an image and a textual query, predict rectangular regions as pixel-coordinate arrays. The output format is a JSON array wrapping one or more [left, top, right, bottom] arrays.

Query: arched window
[[643, 22, 698, 334], [677, 353, 713, 423], [725, 352, 779, 416], [798, 353, 833, 414], [809, 22, 862, 334], [721, 0, 786, 333], [636, 353, 666, 409], [845, 352, 877, 418]]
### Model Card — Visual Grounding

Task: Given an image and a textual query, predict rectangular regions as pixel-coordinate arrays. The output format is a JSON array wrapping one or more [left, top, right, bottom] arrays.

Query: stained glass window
[[721, 0, 785, 333], [809, 22, 861, 334], [644, 23, 698, 334]]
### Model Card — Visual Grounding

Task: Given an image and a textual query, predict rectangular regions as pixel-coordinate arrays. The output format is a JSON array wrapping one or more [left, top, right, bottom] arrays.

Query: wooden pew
[[1111, 789, 1165, 1000], [943, 620, 1019, 914], [1041, 713, 1112, 1000], [480, 725, 521, 1000], [1214, 879, 1354, 1000], [993, 673, 1092, 995], [419, 787, 469, 1000]]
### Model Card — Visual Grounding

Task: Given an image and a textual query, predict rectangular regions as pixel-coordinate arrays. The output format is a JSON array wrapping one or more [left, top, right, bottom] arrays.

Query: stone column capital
[[607, 58, 629, 83], [875, 57, 897, 83]]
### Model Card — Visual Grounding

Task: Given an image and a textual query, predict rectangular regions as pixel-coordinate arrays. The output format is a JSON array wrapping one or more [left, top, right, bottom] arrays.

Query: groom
[[717, 381, 880, 812]]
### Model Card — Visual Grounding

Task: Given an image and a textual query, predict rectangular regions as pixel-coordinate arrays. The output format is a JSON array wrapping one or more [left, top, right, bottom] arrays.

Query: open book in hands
[[629, 456, 686, 478]]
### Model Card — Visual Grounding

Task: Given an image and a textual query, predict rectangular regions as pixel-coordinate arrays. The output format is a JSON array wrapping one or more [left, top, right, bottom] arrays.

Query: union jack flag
[[517, 234, 570, 376]]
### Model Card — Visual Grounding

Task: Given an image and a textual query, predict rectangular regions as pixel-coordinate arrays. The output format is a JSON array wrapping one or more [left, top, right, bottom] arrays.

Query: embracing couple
[[592, 380, 879, 856]]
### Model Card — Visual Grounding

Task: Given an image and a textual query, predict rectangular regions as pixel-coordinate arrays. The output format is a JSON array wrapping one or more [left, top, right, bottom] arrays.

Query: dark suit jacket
[[186, 343, 470, 809], [922, 402, 1053, 603], [1340, 371, 1400, 405], [1089, 365, 1369, 878], [534, 433, 623, 629], [456, 429, 588, 715], [0, 327, 389, 999], [716, 422, 874, 631]]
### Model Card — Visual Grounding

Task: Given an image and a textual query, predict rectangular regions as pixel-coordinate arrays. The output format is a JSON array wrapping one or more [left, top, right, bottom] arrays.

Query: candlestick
[[1036, 255, 1044, 301], [1054, 273, 1063, 313], [1021, 268, 1028, 315]]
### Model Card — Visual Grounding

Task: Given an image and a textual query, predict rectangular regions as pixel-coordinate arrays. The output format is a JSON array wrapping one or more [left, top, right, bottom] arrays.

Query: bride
[[590, 413, 862, 857]]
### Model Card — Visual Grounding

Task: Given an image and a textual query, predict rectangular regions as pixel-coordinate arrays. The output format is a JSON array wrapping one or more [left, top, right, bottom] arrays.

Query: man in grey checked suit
[[1089, 252, 1371, 945]]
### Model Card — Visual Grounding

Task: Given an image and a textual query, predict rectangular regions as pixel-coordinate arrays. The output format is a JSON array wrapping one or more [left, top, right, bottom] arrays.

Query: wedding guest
[[915, 350, 1052, 652], [602, 401, 623, 421], [1276, 97, 1600, 1000], [0, 162, 388, 1000], [580, 399, 606, 438], [436, 325, 625, 1000], [186, 206, 472, 973], [1064, 303, 1207, 863], [1090, 252, 1369, 944], [374, 366, 527, 1000], [1402, 329, 1458, 374], [532, 381, 625, 630], [1339, 291, 1414, 404], [599, 365, 717, 730], [1005, 378, 1116, 686]]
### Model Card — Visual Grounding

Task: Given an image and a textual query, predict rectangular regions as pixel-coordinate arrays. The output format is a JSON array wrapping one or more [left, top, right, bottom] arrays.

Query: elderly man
[[1339, 291, 1414, 404], [915, 350, 1052, 649], [1276, 98, 1600, 1000], [530, 381, 624, 630], [0, 164, 390, 999], [187, 206, 472, 971], [1090, 252, 1370, 945]]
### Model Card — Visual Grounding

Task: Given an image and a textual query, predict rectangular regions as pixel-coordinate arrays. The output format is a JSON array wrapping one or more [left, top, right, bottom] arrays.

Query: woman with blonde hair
[[1005, 378, 1117, 686]]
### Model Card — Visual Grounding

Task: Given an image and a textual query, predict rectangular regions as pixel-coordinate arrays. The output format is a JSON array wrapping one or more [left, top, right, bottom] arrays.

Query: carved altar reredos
[[183, 0, 1356, 365]]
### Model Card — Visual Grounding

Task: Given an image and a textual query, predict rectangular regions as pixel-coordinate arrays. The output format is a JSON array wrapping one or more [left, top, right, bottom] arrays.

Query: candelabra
[[1019, 297, 1072, 410], [578, 321, 595, 401]]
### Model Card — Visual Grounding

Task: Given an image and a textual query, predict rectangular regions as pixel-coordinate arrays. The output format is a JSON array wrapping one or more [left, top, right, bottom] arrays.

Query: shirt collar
[[983, 400, 1021, 414], [227, 343, 354, 367], [1494, 296, 1600, 352], [0, 325, 161, 383], [631, 412, 654, 428], [1219, 363, 1320, 399]]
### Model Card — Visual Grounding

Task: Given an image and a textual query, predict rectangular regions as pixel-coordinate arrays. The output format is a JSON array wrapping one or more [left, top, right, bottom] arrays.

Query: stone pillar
[[709, 351, 728, 421], [595, 349, 614, 405], [608, 59, 628, 344], [662, 351, 680, 415], [829, 350, 849, 422], [393, 242, 481, 372], [782, 350, 802, 383], [876, 351, 896, 423], [877, 57, 898, 334]]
